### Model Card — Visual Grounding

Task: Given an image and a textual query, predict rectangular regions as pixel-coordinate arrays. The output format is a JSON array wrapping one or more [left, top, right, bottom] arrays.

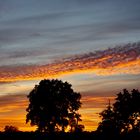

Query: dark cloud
[[0, 0, 140, 47], [0, 0, 140, 74]]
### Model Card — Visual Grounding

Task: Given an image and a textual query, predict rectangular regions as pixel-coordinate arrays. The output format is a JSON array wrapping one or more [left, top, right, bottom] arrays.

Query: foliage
[[0, 131, 140, 140], [69, 113, 83, 132], [26, 79, 82, 132], [4, 125, 19, 132], [75, 124, 85, 132], [97, 89, 140, 135], [97, 100, 118, 135]]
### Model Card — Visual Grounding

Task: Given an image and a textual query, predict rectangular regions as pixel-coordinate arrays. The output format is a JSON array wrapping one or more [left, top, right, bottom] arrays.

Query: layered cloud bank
[[0, 42, 140, 82]]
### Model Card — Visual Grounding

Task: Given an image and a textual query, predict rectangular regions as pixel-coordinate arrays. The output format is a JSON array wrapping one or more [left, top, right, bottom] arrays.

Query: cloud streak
[[0, 94, 27, 113], [0, 42, 140, 83]]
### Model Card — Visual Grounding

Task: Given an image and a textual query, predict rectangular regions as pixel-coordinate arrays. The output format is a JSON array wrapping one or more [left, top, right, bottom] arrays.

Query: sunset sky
[[0, 0, 140, 131]]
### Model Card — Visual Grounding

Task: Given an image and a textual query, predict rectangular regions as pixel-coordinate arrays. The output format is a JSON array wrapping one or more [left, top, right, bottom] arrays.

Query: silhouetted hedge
[[0, 131, 140, 140]]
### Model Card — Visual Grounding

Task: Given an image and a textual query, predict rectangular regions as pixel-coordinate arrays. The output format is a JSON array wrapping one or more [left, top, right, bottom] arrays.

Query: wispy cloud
[[0, 42, 140, 83], [0, 94, 27, 113]]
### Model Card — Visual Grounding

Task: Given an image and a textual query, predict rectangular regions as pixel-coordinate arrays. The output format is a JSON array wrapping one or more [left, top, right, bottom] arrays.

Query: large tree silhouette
[[97, 89, 140, 135], [113, 89, 140, 133], [26, 79, 82, 132]]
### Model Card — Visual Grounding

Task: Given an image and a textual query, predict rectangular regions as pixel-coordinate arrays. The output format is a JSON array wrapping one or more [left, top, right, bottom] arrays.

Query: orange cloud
[[0, 42, 140, 83]]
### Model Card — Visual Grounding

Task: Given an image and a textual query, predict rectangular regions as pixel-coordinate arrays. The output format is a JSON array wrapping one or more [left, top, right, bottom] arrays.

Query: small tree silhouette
[[97, 100, 118, 135], [69, 112, 82, 132], [4, 125, 19, 133], [26, 79, 82, 133], [97, 89, 140, 135]]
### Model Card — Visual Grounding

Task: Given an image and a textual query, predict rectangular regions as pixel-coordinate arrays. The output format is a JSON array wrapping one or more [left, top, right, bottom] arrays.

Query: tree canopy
[[97, 89, 140, 135], [4, 125, 19, 133], [26, 79, 82, 132]]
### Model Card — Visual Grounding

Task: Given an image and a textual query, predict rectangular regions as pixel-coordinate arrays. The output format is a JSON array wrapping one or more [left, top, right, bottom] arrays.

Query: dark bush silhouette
[[75, 124, 85, 132], [97, 89, 140, 135], [26, 79, 82, 133], [4, 125, 19, 132]]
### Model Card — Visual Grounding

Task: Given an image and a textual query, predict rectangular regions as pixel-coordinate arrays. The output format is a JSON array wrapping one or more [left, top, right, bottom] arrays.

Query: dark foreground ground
[[0, 131, 140, 140]]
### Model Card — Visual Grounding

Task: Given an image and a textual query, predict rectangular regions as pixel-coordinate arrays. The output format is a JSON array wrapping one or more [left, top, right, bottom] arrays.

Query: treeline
[[0, 131, 140, 140]]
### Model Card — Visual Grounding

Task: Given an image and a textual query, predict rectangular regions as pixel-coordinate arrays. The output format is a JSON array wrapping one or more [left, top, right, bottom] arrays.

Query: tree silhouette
[[69, 112, 83, 132], [4, 125, 19, 133], [97, 89, 140, 135], [97, 100, 118, 135], [26, 79, 82, 133], [114, 89, 140, 133]]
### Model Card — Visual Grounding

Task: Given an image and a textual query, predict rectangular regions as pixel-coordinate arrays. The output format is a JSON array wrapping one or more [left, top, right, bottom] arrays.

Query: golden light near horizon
[[0, 81, 117, 132], [0, 85, 115, 132]]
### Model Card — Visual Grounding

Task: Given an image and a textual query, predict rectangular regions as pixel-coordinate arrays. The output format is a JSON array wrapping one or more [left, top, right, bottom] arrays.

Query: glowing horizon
[[0, 94, 115, 131]]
